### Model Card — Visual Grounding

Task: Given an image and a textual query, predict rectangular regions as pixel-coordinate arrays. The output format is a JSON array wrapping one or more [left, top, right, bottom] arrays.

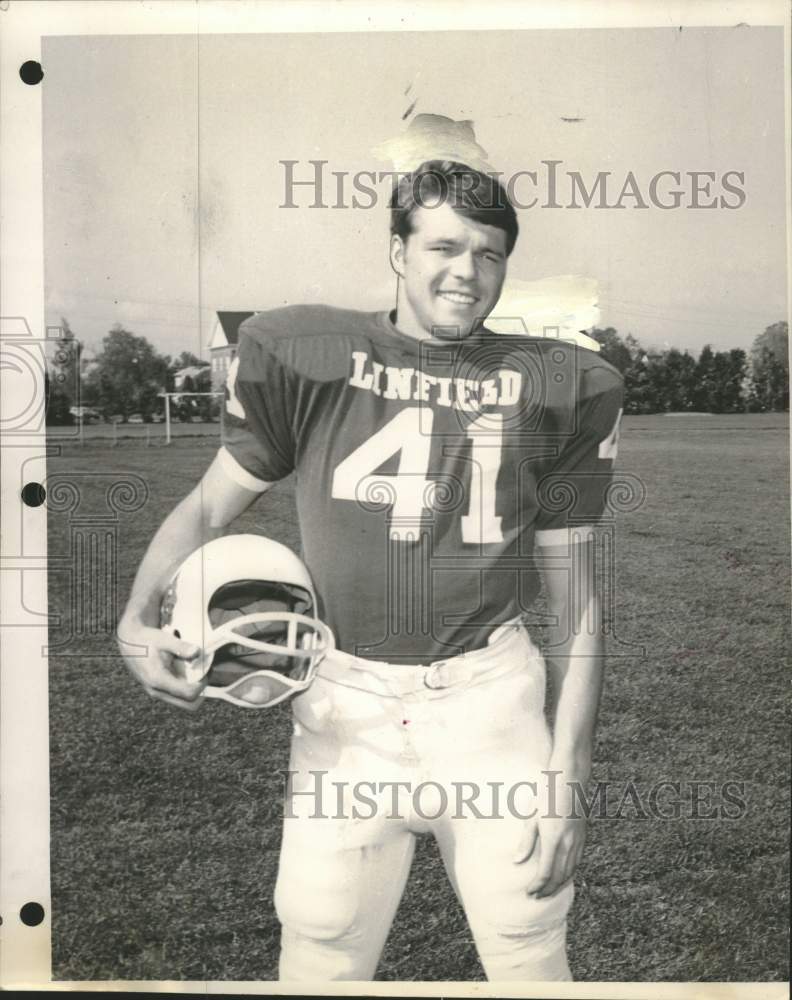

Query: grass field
[[47, 420, 221, 443], [46, 413, 790, 983]]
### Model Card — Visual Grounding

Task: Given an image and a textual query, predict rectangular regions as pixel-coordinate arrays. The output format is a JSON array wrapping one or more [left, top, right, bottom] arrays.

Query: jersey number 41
[[331, 408, 504, 544]]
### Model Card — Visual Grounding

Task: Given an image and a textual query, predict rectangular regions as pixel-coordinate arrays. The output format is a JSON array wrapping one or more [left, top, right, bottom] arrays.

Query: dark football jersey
[[220, 305, 624, 663]]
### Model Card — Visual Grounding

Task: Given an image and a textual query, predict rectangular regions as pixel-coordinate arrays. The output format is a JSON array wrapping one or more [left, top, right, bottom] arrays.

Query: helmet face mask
[[160, 536, 334, 709], [208, 579, 314, 672]]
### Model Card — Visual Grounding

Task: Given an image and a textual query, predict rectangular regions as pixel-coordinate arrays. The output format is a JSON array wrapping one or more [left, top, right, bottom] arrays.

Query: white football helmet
[[160, 534, 334, 708]]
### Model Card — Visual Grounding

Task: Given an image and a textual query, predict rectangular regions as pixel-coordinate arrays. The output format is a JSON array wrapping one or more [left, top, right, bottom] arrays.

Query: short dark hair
[[389, 160, 519, 256]]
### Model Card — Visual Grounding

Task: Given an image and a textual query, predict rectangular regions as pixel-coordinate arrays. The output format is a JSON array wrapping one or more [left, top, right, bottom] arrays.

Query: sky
[[42, 26, 788, 359]]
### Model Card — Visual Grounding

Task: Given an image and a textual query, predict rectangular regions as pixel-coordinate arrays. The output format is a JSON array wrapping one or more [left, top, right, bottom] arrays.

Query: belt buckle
[[424, 661, 448, 689], [424, 659, 471, 690]]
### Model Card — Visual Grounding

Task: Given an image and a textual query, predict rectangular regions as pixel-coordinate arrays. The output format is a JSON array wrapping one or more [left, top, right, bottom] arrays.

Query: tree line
[[591, 321, 788, 414], [46, 317, 788, 424]]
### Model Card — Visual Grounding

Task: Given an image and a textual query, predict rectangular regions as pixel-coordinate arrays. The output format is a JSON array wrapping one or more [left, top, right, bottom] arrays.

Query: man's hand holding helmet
[[116, 616, 206, 711], [119, 533, 333, 711]]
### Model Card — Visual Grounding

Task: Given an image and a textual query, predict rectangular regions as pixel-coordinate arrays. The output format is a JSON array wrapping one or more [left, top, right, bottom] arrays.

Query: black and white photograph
[[0, 1, 789, 992]]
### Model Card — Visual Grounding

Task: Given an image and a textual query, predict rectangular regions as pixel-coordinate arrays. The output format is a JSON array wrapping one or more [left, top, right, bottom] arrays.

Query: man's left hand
[[513, 771, 588, 898]]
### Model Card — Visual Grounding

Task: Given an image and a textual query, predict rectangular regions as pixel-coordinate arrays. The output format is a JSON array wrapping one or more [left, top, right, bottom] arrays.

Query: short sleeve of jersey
[[220, 316, 296, 485], [534, 361, 624, 537]]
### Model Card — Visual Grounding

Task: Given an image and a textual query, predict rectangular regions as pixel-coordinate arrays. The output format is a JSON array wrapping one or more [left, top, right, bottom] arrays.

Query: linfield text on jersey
[[348, 350, 522, 411]]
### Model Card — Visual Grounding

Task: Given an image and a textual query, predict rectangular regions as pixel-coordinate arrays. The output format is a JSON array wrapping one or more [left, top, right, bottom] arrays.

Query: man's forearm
[[545, 629, 604, 781], [541, 535, 606, 782]]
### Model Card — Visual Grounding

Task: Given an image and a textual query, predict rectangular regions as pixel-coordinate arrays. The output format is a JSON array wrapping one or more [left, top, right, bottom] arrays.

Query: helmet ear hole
[[173, 629, 181, 639]]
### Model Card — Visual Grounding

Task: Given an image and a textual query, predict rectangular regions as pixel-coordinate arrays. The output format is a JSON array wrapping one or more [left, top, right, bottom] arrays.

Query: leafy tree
[[623, 352, 651, 413], [590, 327, 632, 374], [45, 316, 82, 424], [748, 321, 788, 411], [710, 349, 747, 413], [172, 350, 204, 370], [619, 334, 647, 414], [692, 345, 716, 411], [654, 348, 697, 412], [85, 325, 169, 419], [44, 369, 72, 425], [642, 352, 669, 413]]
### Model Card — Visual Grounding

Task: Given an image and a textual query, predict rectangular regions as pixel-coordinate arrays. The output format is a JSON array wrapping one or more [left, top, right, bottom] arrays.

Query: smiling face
[[390, 201, 509, 341]]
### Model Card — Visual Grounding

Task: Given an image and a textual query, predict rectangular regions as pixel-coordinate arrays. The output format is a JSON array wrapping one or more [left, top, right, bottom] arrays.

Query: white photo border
[[1, 0, 790, 995]]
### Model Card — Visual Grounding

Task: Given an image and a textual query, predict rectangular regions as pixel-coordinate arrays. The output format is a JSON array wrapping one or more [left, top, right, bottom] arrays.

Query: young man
[[118, 160, 624, 981]]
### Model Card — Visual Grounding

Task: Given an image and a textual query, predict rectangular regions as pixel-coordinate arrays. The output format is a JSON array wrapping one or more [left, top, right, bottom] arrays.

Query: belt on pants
[[315, 617, 543, 698]]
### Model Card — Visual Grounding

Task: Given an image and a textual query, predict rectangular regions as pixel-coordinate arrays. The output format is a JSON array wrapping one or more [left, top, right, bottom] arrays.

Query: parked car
[[150, 412, 165, 423], [108, 414, 125, 424], [128, 413, 145, 424], [69, 406, 101, 424]]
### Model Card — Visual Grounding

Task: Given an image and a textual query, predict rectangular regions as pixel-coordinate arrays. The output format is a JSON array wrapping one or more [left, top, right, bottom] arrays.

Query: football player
[[118, 158, 624, 981]]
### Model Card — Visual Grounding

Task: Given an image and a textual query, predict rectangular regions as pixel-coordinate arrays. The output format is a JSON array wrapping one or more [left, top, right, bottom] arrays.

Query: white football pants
[[274, 621, 574, 982]]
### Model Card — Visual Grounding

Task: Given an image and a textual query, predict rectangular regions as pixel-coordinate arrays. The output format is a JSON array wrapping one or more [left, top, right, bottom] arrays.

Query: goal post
[[160, 391, 224, 445]]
